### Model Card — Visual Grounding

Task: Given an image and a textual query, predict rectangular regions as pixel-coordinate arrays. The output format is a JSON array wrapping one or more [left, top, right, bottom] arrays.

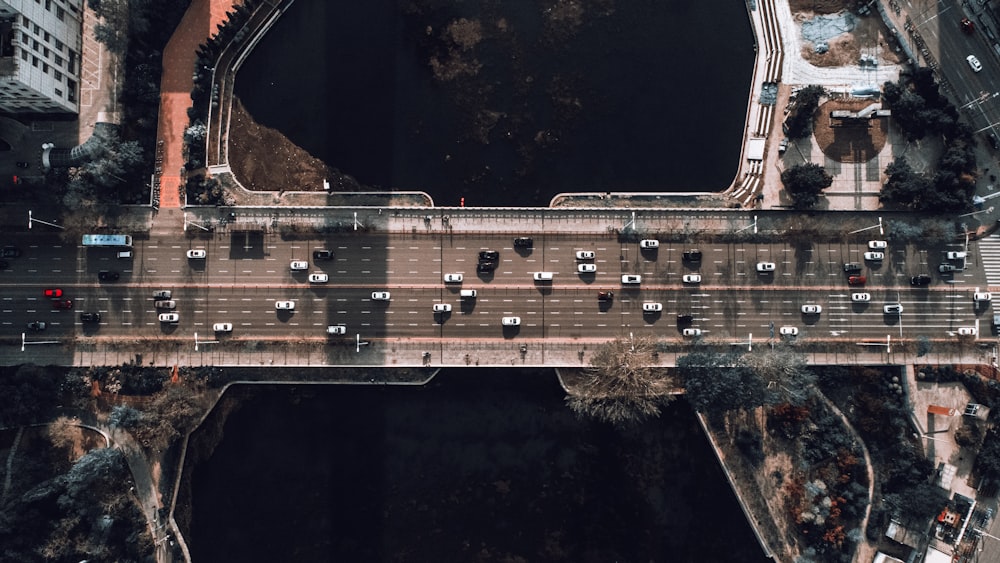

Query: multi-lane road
[[0, 231, 992, 345]]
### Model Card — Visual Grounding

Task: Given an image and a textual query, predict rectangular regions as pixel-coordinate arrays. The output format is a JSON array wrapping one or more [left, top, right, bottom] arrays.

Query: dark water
[[235, 1, 754, 206], [187, 370, 770, 562]]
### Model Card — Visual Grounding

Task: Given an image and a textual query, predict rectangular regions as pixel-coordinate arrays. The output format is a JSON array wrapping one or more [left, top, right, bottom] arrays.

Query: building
[[0, 0, 83, 113]]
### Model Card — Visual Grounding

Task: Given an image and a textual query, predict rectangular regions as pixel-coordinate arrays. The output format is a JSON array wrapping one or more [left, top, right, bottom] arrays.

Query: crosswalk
[[978, 234, 1000, 288]]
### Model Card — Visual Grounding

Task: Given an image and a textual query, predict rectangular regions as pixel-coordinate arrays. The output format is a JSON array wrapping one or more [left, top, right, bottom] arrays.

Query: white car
[[275, 300, 295, 310], [801, 304, 822, 314], [947, 251, 968, 260], [444, 273, 463, 283], [851, 293, 871, 302], [863, 251, 884, 261], [158, 313, 179, 323], [371, 292, 390, 301], [154, 300, 176, 309], [868, 240, 887, 250], [213, 323, 233, 332], [432, 303, 452, 312], [534, 272, 554, 281], [186, 249, 206, 259], [578, 264, 597, 273], [968, 54, 983, 72], [682, 328, 702, 337], [308, 273, 329, 283], [326, 325, 346, 335], [682, 274, 701, 284], [639, 239, 659, 249], [621, 274, 642, 284], [576, 251, 595, 260], [883, 303, 903, 314], [756, 262, 775, 272], [974, 292, 992, 302], [290, 260, 309, 271], [958, 327, 978, 336], [779, 326, 798, 336], [501, 316, 521, 326], [642, 302, 662, 312]]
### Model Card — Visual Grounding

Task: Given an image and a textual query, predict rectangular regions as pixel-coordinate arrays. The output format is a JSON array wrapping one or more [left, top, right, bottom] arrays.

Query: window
[[45, 0, 51, 10], [32, 40, 38, 51], [43, 47, 49, 58], [56, 7, 65, 20], [20, 50, 27, 61], [54, 55, 62, 66], [55, 39, 63, 52], [53, 70, 61, 81], [42, 63, 48, 73], [43, 32, 49, 42], [32, 56, 38, 67], [32, 24, 39, 34], [54, 88, 62, 97], [67, 79, 76, 102], [22, 15, 29, 26], [67, 51, 75, 73]]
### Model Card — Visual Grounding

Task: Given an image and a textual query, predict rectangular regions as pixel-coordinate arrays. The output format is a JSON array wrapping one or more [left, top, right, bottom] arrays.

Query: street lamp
[[194, 332, 218, 351], [736, 215, 757, 234], [183, 212, 211, 232], [21, 332, 59, 352], [848, 216, 883, 235], [28, 210, 64, 230]]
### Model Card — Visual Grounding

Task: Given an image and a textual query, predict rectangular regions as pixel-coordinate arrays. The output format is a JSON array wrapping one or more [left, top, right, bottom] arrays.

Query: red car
[[43, 288, 63, 298], [961, 17, 975, 34], [848, 275, 867, 286], [53, 299, 73, 310]]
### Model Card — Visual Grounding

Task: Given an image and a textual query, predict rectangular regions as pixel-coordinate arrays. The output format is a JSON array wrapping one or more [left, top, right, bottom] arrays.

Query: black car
[[477, 261, 497, 273], [1, 246, 21, 258], [682, 250, 702, 262], [80, 312, 101, 323], [313, 249, 334, 260], [842, 262, 862, 273], [513, 237, 533, 248], [15, 161, 30, 169], [598, 291, 614, 301], [990, 133, 1000, 150], [676, 314, 694, 324], [27, 321, 46, 331], [479, 250, 500, 261], [98, 270, 120, 281], [910, 274, 932, 286]]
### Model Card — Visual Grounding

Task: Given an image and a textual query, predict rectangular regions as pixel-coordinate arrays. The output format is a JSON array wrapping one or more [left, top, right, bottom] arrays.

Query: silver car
[[154, 300, 176, 309]]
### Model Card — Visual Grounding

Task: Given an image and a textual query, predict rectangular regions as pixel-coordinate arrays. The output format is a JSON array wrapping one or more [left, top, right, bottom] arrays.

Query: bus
[[81, 234, 133, 247]]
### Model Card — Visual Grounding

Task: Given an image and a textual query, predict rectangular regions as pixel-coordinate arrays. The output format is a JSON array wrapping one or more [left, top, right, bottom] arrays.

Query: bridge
[[3, 204, 994, 369]]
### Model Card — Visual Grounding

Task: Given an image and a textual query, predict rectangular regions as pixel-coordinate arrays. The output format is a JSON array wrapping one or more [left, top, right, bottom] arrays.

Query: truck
[[82, 234, 132, 247]]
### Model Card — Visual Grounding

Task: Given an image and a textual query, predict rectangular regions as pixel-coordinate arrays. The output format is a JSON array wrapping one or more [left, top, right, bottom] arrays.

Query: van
[[117, 250, 132, 259], [460, 289, 477, 298]]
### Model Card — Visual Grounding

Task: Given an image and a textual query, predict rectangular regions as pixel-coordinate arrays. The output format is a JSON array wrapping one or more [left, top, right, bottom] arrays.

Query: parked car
[[848, 275, 867, 285], [575, 250, 595, 260], [682, 328, 702, 337], [312, 249, 334, 260], [477, 261, 497, 273], [158, 313, 179, 323], [946, 251, 967, 260], [80, 312, 101, 323], [639, 239, 659, 249], [308, 273, 329, 283], [958, 327, 978, 336], [863, 252, 884, 261], [53, 299, 73, 309], [326, 325, 347, 335], [683, 250, 702, 262], [598, 291, 614, 301], [779, 326, 798, 336], [98, 270, 119, 281], [479, 250, 500, 261], [27, 321, 46, 331], [533, 272, 554, 281], [801, 305, 822, 314], [851, 293, 871, 302], [1, 246, 21, 258], [290, 260, 309, 271], [642, 302, 662, 312], [868, 240, 887, 250], [843, 263, 862, 273], [213, 323, 233, 332], [910, 275, 931, 286], [939, 264, 958, 273], [274, 301, 295, 310], [883, 303, 904, 314], [682, 274, 701, 284], [975, 292, 992, 302], [501, 316, 521, 326], [371, 292, 390, 301], [513, 237, 533, 248], [152, 290, 172, 299], [621, 274, 642, 284], [154, 300, 176, 309], [756, 262, 775, 272], [676, 314, 694, 324], [444, 273, 464, 283], [43, 288, 63, 298], [577, 264, 597, 273], [186, 249, 206, 259], [432, 303, 452, 312]]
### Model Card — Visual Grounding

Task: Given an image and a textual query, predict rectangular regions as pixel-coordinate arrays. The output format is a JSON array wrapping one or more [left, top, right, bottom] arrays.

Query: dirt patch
[[813, 98, 888, 163], [795, 10, 906, 68], [788, 0, 853, 14]]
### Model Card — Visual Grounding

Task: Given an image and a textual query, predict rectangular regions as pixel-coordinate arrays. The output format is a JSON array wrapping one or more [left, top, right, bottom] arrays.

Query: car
[[312, 249, 334, 260], [575, 250, 596, 260], [958, 327, 978, 336], [1, 246, 21, 258], [946, 251, 967, 260], [990, 133, 1000, 150], [117, 250, 133, 259], [968, 54, 983, 72], [80, 312, 101, 323], [98, 270, 119, 281], [682, 274, 701, 284], [534, 272, 554, 281], [621, 274, 642, 284], [213, 323, 233, 332], [290, 260, 309, 271], [939, 264, 958, 273], [186, 249, 206, 259], [682, 328, 702, 337], [642, 302, 662, 312], [639, 239, 659, 249], [677, 314, 694, 324], [778, 138, 789, 153], [158, 313, 179, 323], [961, 17, 976, 34], [371, 292, 390, 301], [779, 326, 798, 336], [975, 292, 992, 302], [26, 321, 46, 331], [477, 262, 497, 273], [851, 293, 871, 302], [444, 273, 464, 283], [53, 299, 72, 309], [274, 300, 295, 310], [154, 300, 176, 309], [152, 290, 172, 299], [432, 303, 452, 312], [883, 303, 903, 314], [513, 237, 533, 248], [598, 291, 614, 301], [501, 316, 521, 326], [43, 288, 63, 298], [460, 289, 477, 298], [683, 250, 702, 262], [578, 263, 597, 273], [910, 275, 931, 287], [326, 325, 347, 335], [868, 240, 887, 250], [308, 273, 329, 283], [848, 275, 866, 286], [756, 262, 775, 272], [843, 263, 862, 273], [801, 305, 822, 314], [479, 250, 500, 261], [15, 161, 29, 169], [863, 252, 884, 261]]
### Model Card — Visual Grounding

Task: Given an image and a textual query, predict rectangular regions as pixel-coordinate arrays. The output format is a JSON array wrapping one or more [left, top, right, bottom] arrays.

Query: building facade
[[0, 0, 83, 114]]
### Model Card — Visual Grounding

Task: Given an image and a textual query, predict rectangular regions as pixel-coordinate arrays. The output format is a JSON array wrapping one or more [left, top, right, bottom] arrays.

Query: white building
[[0, 0, 83, 113]]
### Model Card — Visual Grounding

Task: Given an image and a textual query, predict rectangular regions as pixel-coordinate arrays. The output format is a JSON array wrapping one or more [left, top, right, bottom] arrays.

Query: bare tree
[[565, 335, 676, 425]]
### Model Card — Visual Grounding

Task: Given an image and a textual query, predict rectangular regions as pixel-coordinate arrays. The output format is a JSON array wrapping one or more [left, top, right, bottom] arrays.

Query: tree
[[565, 336, 676, 425], [781, 162, 832, 209], [785, 85, 825, 139], [48, 416, 84, 454], [879, 157, 933, 210], [678, 351, 769, 413]]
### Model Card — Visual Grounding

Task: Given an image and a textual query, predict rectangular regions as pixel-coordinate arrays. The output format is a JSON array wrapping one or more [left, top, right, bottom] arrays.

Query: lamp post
[[183, 212, 211, 232], [194, 332, 218, 351], [28, 210, 64, 230], [848, 216, 882, 235], [22, 333, 59, 352]]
